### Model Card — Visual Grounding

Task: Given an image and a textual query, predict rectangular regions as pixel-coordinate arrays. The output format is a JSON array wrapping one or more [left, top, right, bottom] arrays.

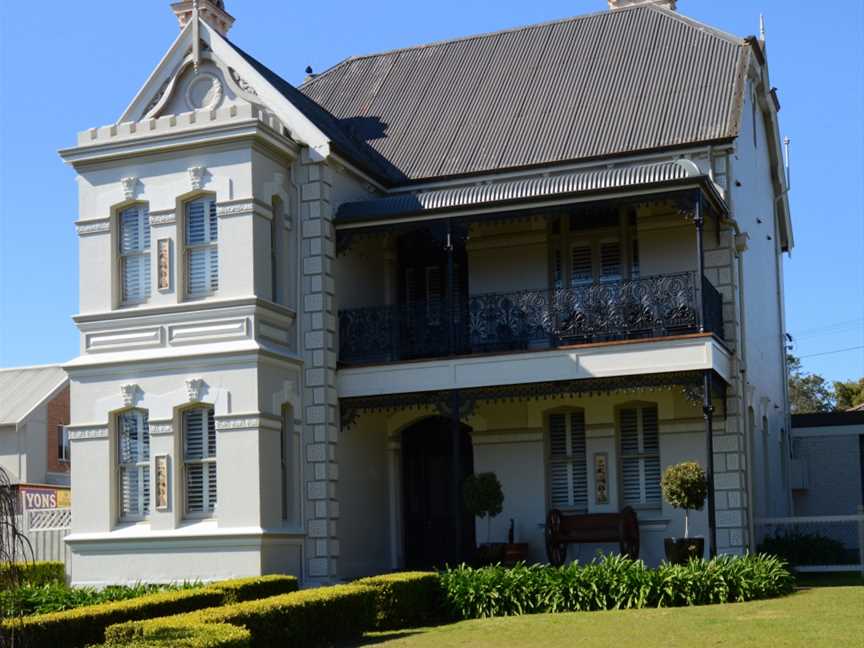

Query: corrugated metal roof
[[336, 159, 703, 224], [301, 5, 749, 184], [0, 366, 68, 426]]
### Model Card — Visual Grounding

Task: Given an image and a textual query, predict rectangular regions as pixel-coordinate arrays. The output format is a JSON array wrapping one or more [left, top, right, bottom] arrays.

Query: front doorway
[[402, 416, 475, 568]]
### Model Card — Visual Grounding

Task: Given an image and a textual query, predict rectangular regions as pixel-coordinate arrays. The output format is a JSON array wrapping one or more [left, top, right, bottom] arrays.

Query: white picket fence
[[16, 508, 71, 567], [755, 506, 864, 575]]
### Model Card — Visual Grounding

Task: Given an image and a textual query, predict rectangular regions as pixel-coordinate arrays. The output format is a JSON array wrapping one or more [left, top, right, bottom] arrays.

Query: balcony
[[339, 272, 724, 366]]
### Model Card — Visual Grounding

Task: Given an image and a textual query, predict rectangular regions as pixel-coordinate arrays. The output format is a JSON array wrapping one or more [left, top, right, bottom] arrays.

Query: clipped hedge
[[0, 561, 65, 587], [440, 554, 795, 619], [207, 575, 298, 604], [356, 571, 443, 629], [1, 573, 299, 647], [0, 587, 225, 648], [109, 584, 377, 648], [100, 620, 250, 648]]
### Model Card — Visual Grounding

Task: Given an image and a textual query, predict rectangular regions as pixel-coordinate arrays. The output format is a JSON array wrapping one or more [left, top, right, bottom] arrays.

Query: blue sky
[[0, 0, 862, 382]]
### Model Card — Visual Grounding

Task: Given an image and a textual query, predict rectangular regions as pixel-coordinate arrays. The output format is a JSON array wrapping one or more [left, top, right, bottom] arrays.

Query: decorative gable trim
[[117, 18, 331, 160]]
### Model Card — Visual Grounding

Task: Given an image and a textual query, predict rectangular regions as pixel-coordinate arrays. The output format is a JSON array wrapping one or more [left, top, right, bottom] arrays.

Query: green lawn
[[356, 585, 864, 647]]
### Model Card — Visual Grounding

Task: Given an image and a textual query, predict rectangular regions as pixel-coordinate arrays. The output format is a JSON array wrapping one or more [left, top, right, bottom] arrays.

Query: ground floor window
[[184, 406, 217, 516], [548, 411, 588, 511], [118, 410, 150, 520], [619, 405, 661, 507]]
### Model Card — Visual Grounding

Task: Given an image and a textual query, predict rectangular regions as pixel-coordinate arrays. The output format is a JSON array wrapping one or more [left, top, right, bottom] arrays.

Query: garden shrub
[[758, 529, 849, 566], [0, 587, 225, 648], [356, 571, 442, 629], [440, 553, 794, 619], [207, 574, 298, 604], [99, 620, 250, 648], [0, 561, 65, 588], [0, 582, 200, 618], [109, 584, 377, 648]]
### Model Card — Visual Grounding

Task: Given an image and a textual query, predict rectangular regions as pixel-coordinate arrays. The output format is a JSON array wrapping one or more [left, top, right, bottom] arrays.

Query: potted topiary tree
[[660, 461, 709, 564], [463, 472, 504, 564]]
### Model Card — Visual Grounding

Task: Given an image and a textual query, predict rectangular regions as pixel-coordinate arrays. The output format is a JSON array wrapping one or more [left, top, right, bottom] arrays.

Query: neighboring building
[[0, 366, 71, 487], [790, 411, 864, 517], [60, 0, 793, 586]]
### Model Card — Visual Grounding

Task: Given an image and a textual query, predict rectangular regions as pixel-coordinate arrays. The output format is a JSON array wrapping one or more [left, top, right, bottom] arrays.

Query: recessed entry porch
[[335, 370, 730, 579]]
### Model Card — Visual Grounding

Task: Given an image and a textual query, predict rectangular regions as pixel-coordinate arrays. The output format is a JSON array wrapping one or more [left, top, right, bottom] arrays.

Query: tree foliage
[[462, 473, 503, 520], [833, 378, 864, 411], [787, 354, 835, 414]]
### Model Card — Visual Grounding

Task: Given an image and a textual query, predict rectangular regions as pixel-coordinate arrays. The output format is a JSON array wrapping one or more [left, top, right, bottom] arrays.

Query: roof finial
[[759, 14, 766, 42], [171, 1, 235, 37], [192, 0, 201, 72]]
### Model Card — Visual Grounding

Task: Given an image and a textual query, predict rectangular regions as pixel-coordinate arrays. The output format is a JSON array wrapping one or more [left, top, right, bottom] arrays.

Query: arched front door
[[402, 417, 475, 568]]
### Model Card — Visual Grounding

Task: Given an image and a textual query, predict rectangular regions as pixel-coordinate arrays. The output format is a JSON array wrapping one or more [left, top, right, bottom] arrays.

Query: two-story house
[[60, 0, 793, 586]]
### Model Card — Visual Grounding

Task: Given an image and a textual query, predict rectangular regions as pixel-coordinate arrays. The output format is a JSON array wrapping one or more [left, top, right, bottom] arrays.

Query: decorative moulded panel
[[155, 455, 170, 511], [85, 327, 163, 353], [594, 453, 609, 505], [157, 239, 171, 291], [67, 426, 109, 441], [75, 219, 111, 237], [168, 319, 249, 346]]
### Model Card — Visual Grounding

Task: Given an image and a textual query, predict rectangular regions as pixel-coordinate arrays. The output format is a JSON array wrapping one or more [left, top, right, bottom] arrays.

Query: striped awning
[[336, 159, 722, 226]]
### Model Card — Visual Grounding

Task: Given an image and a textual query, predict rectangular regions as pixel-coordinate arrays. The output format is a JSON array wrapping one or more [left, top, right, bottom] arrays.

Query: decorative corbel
[[121, 177, 139, 201], [185, 378, 207, 403], [188, 166, 206, 191], [121, 384, 142, 407]]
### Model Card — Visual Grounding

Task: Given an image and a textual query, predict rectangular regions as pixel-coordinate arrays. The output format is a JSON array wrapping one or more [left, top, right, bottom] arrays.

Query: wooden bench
[[544, 507, 639, 566]]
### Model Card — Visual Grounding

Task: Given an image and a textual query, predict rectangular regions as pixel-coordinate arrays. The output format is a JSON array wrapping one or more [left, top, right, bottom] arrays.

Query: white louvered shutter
[[118, 410, 150, 519], [120, 206, 151, 304], [570, 244, 592, 286], [186, 200, 219, 297], [184, 407, 217, 515], [642, 407, 661, 505], [548, 412, 588, 511], [599, 240, 622, 281], [426, 266, 442, 324], [620, 406, 661, 507]]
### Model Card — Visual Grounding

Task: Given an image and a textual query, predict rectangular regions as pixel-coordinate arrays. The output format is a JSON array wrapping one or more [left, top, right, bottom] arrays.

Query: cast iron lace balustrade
[[339, 272, 723, 366]]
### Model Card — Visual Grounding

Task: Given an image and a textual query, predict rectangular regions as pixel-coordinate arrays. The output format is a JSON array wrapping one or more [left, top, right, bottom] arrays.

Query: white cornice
[[60, 115, 299, 166]]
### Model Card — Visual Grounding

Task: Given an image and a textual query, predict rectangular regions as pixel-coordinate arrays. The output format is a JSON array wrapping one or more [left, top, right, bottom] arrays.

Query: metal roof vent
[[608, 0, 677, 10]]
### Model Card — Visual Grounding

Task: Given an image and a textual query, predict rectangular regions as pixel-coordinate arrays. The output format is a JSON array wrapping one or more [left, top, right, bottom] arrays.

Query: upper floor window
[[185, 199, 218, 297], [183, 406, 217, 516], [119, 205, 151, 305], [550, 210, 638, 290], [57, 425, 70, 463], [118, 410, 150, 520], [547, 411, 588, 512], [619, 405, 660, 508]]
